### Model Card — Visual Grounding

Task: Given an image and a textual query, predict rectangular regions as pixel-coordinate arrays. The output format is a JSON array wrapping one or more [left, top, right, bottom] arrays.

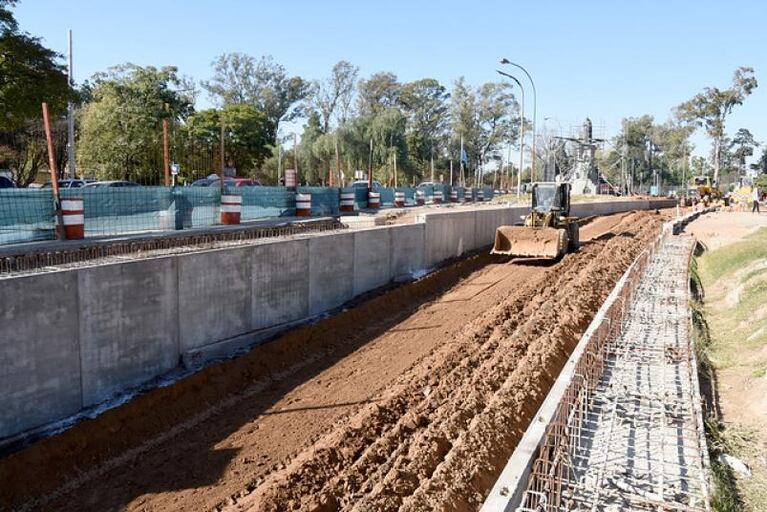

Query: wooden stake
[[42, 102, 65, 239]]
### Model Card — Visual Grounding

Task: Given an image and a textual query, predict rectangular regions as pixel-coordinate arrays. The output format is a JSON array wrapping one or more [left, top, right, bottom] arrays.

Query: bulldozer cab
[[531, 182, 571, 216]]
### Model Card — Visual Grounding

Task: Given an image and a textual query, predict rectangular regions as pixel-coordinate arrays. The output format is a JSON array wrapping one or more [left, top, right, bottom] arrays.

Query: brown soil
[[0, 210, 668, 512]]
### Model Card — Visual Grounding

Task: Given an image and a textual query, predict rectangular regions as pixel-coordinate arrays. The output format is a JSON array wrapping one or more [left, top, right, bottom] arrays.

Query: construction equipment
[[491, 182, 579, 259], [689, 175, 721, 206]]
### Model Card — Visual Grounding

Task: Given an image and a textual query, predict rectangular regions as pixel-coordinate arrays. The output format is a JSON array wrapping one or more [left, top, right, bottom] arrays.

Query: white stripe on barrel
[[394, 191, 405, 207], [61, 198, 84, 239], [477, 190, 485, 202], [450, 189, 458, 203], [368, 191, 380, 209], [432, 192, 442, 205], [416, 190, 425, 206], [296, 193, 312, 216], [340, 191, 355, 212], [220, 194, 242, 224]]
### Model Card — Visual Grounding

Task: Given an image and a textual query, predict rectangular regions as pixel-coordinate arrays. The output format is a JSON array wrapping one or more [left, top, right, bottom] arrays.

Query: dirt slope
[[0, 210, 667, 512]]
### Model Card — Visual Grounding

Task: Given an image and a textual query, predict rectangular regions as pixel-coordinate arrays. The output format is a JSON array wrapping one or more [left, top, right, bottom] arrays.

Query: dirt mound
[[0, 210, 668, 512]]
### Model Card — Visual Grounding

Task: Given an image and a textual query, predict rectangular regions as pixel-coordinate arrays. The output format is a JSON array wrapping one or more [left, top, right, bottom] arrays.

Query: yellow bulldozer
[[491, 182, 579, 259]]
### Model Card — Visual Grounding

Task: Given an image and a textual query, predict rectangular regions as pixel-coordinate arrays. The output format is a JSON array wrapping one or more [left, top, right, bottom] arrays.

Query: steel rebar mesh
[[516, 232, 710, 512]]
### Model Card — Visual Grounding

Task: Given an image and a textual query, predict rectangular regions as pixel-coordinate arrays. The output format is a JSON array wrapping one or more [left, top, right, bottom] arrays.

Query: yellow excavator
[[491, 182, 579, 259]]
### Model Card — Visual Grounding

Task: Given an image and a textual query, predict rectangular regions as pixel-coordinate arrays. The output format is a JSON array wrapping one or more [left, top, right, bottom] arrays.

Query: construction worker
[[752, 185, 761, 213]]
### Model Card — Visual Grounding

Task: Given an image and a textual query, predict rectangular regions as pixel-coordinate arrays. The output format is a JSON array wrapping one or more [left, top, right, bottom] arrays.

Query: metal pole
[[501, 59, 537, 182], [162, 119, 170, 186], [219, 121, 225, 194], [294, 133, 299, 184], [496, 70, 524, 204], [66, 29, 76, 180], [368, 138, 373, 190]]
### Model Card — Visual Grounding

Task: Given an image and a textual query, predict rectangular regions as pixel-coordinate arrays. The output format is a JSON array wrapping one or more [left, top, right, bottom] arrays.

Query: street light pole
[[497, 70, 524, 204], [500, 59, 537, 182]]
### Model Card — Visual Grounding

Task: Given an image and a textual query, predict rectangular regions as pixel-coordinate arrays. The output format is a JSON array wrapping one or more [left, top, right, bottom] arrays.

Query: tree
[[357, 72, 400, 116], [0, 0, 70, 131], [204, 53, 309, 137], [399, 78, 449, 175], [310, 60, 359, 132], [676, 66, 758, 186], [78, 64, 193, 181], [449, 78, 480, 181], [730, 128, 759, 176], [751, 148, 767, 175], [186, 104, 272, 174], [476, 82, 518, 172]]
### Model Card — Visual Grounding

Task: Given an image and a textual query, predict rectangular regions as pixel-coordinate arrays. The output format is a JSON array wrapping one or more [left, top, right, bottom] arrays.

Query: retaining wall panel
[[390, 223, 425, 281], [353, 228, 392, 296], [178, 247, 252, 351], [78, 257, 179, 406], [252, 238, 310, 330], [423, 210, 477, 268], [308, 232, 355, 315], [0, 272, 81, 438]]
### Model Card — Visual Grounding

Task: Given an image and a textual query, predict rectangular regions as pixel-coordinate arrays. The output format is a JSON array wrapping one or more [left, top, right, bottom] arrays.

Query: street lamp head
[[500, 58, 510, 64]]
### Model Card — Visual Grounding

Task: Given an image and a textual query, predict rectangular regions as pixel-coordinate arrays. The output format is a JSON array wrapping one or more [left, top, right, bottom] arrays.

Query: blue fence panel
[[352, 186, 368, 209], [455, 187, 465, 201], [433, 184, 448, 202], [61, 187, 173, 236], [380, 187, 395, 207], [173, 186, 221, 229], [396, 187, 416, 205], [238, 186, 295, 220], [0, 189, 55, 244], [483, 186, 494, 200], [419, 185, 435, 200], [298, 186, 339, 216]]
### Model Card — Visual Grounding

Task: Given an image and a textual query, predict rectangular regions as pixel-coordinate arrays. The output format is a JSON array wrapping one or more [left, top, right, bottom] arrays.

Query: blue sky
[[13, 0, 767, 160]]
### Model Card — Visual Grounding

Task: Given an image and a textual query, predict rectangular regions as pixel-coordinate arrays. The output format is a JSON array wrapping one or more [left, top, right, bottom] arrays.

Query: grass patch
[[693, 228, 767, 511], [698, 228, 767, 283]]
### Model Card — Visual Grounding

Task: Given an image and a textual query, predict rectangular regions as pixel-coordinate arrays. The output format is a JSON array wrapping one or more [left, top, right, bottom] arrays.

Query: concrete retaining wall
[[0, 198, 677, 440]]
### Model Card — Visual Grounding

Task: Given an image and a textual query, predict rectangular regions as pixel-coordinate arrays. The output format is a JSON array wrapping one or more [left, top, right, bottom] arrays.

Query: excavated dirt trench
[[0, 210, 669, 512]]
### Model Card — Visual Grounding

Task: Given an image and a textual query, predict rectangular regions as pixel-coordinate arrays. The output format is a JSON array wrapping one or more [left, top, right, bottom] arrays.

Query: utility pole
[[368, 138, 373, 190], [277, 143, 282, 184], [66, 29, 76, 180], [430, 146, 435, 183], [293, 133, 299, 183], [162, 119, 170, 186], [334, 134, 341, 187], [219, 121, 225, 194]]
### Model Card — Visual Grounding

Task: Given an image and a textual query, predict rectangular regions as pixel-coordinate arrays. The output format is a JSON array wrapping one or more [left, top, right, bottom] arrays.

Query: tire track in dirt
[[224, 210, 667, 512]]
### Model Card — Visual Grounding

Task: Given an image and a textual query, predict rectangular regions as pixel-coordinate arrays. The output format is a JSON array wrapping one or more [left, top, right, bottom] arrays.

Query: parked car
[[41, 179, 95, 189], [0, 176, 16, 188], [83, 180, 141, 188], [416, 181, 437, 189], [351, 180, 382, 190], [191, 177, 259, 187]]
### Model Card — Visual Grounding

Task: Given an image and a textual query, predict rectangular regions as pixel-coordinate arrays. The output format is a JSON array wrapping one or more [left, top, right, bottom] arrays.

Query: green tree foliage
[[78, 64, 193, 181], [0, 0, 70, 131], [357, 72, 400, 116], [310, 60, 359, 132], [729, 128, 759, 175], [751, 148, 767, 175], [204, 53, 308, 137], [399, 78, 449, 173], [185, 104, 272, 175], [676, 66, 758, 185]]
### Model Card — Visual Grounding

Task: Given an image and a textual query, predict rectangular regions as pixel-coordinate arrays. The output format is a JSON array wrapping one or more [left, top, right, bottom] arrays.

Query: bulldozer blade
[[491, 226, 566, 259]]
